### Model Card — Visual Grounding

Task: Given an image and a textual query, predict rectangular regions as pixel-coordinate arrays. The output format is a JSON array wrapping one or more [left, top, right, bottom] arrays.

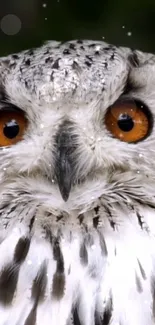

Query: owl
[[0, 39, 154, 325]]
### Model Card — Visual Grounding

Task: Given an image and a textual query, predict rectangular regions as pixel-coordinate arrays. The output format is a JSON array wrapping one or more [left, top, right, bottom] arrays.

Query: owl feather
[[0, 40, 154, 325]]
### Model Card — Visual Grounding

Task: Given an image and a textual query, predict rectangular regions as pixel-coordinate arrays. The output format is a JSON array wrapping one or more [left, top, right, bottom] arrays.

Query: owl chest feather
[[0, 195, 154, 325]]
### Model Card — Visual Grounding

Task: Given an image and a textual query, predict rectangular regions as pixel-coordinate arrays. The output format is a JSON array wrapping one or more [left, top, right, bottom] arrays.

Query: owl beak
[[55, 124, 74, 202], [55, 150, 72, 202]]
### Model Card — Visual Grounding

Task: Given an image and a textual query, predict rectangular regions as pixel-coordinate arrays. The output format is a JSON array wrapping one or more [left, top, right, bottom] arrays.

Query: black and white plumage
[[0, 39, 154, 324]]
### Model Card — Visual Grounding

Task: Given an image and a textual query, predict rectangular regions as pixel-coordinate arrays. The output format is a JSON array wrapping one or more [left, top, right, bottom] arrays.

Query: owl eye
[[0, 106, 27, 147], [104, 99, 152, 143]]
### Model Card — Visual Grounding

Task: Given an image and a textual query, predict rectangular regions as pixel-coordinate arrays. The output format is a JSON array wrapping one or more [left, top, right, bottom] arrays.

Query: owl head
[[0, 40, 154, 215]]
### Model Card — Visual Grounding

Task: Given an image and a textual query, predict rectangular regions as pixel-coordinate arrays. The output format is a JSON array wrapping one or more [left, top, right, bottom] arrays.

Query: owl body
[[0, 40, 154, 324]]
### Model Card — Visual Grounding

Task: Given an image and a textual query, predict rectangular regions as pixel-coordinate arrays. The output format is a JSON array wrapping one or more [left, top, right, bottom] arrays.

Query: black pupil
[[117, 113, 134, 132], [3, 120, 19, 139]]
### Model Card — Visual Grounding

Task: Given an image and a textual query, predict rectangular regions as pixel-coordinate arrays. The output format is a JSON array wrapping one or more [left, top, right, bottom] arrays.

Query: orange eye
[[0, 107, 27, 147], [104, 99, 152, 143]]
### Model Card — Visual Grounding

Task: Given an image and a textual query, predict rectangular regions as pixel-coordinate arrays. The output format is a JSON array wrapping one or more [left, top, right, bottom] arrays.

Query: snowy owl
[[0, 39, 155, 325]]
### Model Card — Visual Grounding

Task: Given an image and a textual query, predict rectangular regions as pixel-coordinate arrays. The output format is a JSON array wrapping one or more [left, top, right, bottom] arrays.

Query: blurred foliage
[[0, 0, 155, 56]]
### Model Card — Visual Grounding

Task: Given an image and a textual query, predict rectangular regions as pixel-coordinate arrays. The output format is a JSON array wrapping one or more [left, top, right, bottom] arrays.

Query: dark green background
[[0, 0, 155, 56]]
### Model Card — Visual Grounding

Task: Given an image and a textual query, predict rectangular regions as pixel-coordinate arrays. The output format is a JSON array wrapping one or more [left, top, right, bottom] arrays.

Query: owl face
[[0, 40, 155, 213]]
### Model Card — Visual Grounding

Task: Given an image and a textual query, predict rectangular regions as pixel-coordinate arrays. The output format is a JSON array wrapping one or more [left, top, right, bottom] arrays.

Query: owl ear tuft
[[129, 50, 155, 67], [0, 59, 11, 71]]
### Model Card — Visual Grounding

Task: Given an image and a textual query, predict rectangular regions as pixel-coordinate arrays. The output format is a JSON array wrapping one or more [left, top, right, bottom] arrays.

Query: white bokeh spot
[[1, 14, 21, 36]]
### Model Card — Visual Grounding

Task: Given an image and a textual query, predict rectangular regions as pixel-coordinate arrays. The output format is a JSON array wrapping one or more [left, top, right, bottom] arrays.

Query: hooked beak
[[55, 123, 75, 201], [55, 149, 72, 201]]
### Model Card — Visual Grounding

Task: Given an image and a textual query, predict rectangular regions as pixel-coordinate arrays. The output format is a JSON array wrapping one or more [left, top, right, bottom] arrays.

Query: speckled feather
[[0, 40, 154, 325]]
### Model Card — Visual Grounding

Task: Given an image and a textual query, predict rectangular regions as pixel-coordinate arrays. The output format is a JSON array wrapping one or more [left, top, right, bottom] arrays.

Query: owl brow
[[0, 84, 7, 102], [0, 103, 22, 112], [122, 51, 142, 95], [123, 75, 143, 95], [128, 51, 140, 68], [125, 56, 151, 97]]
